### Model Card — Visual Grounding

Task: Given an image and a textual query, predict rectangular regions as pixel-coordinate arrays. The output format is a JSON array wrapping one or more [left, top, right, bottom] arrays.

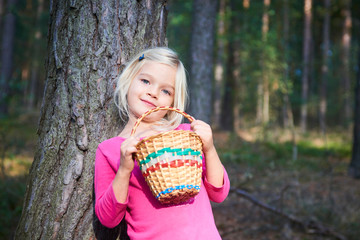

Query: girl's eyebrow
[[138, 73, 153, 78], [138, 73, 175, 90]]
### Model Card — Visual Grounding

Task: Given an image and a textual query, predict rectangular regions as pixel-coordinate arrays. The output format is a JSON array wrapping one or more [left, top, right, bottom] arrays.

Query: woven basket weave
[[131, 106, 203, 205]]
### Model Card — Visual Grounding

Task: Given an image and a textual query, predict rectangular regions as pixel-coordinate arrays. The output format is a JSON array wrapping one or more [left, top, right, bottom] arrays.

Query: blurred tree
[[15, 0, 168, 239], [300, 0, 312, 133], [25, 0, 44, 110], [0, 0, 17, 116], [257, 0, 271, 124], [232, 1, 242, 132], [281, 0, 297, 160], [349, 44, 360, 179], [0, 0, 4, 33], [188, 0, 218, 123], [243, 0, 249, 9], [212, 0, 226, 130], [220, 0, 241, 131], [340, 0, 352, 126], [220, 0, 234, 131], [319, 0, 330, 135]]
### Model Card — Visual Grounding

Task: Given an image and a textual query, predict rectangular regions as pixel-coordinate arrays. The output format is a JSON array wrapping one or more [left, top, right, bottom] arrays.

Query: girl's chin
[[129, 108, 168, 122]]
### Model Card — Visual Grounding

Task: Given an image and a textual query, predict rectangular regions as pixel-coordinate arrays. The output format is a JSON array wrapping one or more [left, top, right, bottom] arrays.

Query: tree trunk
[[319, 0, 330, 135], [349, 44, 360, 179], [26, 0, 45, 111], [212, 0, 226, 130], [221, 0, 241, 132], [340, 0, 352, 127], [282, 0, 297, 160], [189, 0, 218, 123], [262, 0, 270, 124], [282, 0, 290, 128], [0, 0, 4, 33], [243, 0, 250, 8], [221, 32, 235, 131], [15, 0, 168, 239], [232, 3, 242, 133], [0, 0, 17, 116], [300, 0, 312, 133], [256, 0, 271, 124]]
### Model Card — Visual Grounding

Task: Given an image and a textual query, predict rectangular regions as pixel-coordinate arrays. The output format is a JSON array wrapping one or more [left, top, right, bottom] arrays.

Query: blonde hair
[[114, 47, 188, 127]]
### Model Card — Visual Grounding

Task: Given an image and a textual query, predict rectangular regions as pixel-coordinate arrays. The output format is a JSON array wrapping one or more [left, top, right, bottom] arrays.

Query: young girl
[[94, 47, 230, 239]]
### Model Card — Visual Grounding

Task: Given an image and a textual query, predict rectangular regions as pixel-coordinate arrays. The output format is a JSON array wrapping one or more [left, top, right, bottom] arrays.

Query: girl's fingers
[[121, 137, 140, 157]]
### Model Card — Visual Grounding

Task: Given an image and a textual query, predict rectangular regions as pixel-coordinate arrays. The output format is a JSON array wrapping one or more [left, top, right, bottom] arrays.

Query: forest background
[[0, 0, 359, 239]]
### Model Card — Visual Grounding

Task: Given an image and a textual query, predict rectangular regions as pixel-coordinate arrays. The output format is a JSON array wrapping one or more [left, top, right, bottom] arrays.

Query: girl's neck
[[119, 116, 160, 138]]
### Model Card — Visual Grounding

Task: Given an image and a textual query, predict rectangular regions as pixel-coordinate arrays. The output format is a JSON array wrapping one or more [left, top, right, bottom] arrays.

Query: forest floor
[[212, 130, 360, 240], [0, 113, 359, 240]]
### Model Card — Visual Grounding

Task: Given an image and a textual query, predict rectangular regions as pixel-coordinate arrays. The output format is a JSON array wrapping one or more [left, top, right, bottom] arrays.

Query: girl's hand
[[112, 136, 139, 203], [190, 120, 215, 153], [119, 136, 139, 174]]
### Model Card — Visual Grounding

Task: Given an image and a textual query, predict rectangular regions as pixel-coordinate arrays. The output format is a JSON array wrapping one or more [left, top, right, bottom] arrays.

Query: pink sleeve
[[203, 167, 230, 203], [176, 124, 230, 202], [94, 145, 128, 228]]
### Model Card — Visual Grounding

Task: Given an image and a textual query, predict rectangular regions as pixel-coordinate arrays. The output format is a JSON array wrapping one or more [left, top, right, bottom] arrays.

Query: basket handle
[[130, 106, 195, 136]]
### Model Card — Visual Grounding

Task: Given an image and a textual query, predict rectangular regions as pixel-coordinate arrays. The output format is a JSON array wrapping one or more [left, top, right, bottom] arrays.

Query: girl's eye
[[141, 79, 150, 84], [162, 89, 172, 96]]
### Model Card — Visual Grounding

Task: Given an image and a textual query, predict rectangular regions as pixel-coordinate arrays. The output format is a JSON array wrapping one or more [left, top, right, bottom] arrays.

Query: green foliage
[[0, 175, 28, 239], [0, 113, 36, 239], [167, 0, 193, 69], [168, 0, 359, 130], [3, 0, 50, 115], [219, 130, 351, 173]]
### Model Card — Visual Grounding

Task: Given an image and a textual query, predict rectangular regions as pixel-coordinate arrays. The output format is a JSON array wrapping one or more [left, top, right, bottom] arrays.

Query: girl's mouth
[[141, 99, 156, 108]]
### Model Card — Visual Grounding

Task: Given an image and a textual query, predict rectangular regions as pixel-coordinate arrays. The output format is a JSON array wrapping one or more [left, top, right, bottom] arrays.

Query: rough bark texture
[[349, 46, 360, 179], [15, 0, 167, 239], [189, 0, 218, 123]]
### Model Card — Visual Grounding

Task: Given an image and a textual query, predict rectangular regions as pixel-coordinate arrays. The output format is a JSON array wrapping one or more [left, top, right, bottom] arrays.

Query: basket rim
[[131, 106, 195, 136]]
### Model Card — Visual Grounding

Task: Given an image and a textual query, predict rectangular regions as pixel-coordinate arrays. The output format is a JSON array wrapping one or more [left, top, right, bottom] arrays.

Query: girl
[[94, 47, 230, 239]]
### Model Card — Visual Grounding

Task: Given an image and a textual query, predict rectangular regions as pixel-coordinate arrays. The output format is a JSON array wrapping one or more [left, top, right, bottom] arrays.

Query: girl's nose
[[147, 88, 158, 98]]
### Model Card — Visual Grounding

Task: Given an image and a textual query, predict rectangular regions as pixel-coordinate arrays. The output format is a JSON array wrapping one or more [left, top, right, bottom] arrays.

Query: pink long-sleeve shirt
[[94, 123, 230, 240]]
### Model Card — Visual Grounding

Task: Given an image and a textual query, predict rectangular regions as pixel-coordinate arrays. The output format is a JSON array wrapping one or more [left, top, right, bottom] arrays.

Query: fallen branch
[[230, 187, 347, 240]]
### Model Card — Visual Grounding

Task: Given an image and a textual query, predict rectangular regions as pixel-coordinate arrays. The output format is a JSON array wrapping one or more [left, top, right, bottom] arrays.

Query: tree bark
[[15, 0, 167, 239], [189, 0, 218, 124], [319, 0, 330, 135], [349, 43, 360, 179], [0, 0, 17, 116], [300, 0, 312, 133]]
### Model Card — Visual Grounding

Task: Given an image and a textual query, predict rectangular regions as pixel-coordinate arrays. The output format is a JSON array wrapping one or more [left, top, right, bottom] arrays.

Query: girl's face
[[127, 61, 176, 122]]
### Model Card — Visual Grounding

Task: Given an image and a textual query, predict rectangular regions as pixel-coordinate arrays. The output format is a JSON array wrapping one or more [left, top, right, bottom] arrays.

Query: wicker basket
[[131, 106, 203, 205]]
